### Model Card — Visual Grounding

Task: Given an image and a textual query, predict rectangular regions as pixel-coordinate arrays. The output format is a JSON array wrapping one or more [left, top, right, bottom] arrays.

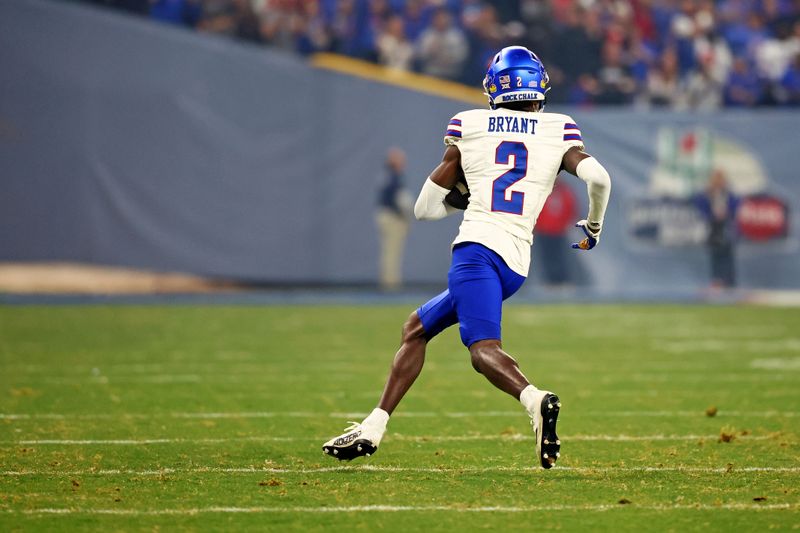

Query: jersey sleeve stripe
[[564, 123, 579, 130], [445, 129, 463, 138], [563, 133, 582, 141], [449, 119, 462, 126]]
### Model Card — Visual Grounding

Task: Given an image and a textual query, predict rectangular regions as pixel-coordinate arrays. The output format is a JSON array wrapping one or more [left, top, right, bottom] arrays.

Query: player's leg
[[377, 311, 429, 415], [322, 291, 458, 461], [469, 338, 561, 468], [465, 250, 535, 396], [449, 243, 561, 468], [468, 339, 528, 397], [375, 290, 457, 415], [447, 244, 527, 395]]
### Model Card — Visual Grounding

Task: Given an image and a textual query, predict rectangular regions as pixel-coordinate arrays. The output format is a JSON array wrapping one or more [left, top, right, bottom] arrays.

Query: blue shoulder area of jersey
[[487, 115, 538, 135], [563, 121, 582, 142], [445, 117, 462, 138]]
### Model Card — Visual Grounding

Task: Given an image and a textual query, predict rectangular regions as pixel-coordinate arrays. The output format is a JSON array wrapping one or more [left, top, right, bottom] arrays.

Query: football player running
[[323, 46, 611, 469]]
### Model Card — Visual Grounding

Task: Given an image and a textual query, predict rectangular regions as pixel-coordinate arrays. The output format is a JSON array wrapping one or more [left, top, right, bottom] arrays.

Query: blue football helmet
[[483, 46, 550, 110]]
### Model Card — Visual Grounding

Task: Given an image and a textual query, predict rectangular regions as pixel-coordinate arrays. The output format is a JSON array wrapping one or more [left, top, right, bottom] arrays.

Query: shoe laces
[[343, 421, 362, 433]]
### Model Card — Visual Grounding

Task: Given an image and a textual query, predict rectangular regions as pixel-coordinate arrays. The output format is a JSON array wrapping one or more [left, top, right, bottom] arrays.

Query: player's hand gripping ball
[[444, 177, 470, 210], [571, 219, 601, 250]]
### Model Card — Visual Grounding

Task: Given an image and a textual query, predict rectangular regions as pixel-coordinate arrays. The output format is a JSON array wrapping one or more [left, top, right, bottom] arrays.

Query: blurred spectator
[[376, 14, 414, 70], [376, 148, 413, 291], [642, 48, 682, 108], [401, 0, 431, 42], [567, 74, 600, 106], [670, 0, 706, 73], [724, 58, 764, 106], [724, 12, 769, 58], [680, 57, 724, 110], [254, 0, 296, 50], [518, 0, 553, 56], [150, 0, 201, 26], [199, 0, 262, 44], [755, 25, 794, 83], [463, 5, 503, 82], [595, 42, 637, 104], [294, 0, 332, 54], [462, 4, 522, 84], [82, 0, 800, 109], [550, 6, 603, 88], [778, 52, 800, 104], [416, 8, 468, 80], [790, 21, 800, 56], [695, 170, 739, 288], [353, 0, 391, 60], [534, 178, 577, 286], [627, 29, 657, 87], [329, 0, 359, 55], [693, 33, 733, 87]]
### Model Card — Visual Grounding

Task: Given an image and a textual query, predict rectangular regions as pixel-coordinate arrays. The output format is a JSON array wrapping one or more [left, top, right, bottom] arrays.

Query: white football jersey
[[444, 108, 585, 276]]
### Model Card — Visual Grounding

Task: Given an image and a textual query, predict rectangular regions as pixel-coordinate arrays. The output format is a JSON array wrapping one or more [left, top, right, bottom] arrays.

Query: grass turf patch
[[1, 304, 798, 531]]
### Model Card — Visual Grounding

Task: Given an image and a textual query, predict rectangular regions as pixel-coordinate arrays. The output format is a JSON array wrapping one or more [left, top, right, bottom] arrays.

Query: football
[[445, 177, 470, 210]]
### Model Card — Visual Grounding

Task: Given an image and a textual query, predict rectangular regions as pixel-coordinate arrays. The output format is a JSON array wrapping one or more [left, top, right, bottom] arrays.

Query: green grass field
[[1, 304, 798, 531]]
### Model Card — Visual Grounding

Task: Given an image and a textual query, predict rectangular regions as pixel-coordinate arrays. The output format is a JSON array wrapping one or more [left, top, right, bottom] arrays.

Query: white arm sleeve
[[414, 178, 458, 220], [575, 157, 611, 226]]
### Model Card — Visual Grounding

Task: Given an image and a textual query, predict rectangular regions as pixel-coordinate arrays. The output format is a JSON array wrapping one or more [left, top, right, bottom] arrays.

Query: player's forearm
[[576, 157, 611, 226], [414, 178, 458, 220]]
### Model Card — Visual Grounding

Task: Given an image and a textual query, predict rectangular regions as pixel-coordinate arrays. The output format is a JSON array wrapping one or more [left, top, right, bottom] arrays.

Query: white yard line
[[34, 375, 203, 385], [657, 338, 800, 354], [3, 503, 797, 515], [4, 434, 776, 446], [751, 357, 800, 370], [3, 465, 800, 477], [1, 409, 798, 420]]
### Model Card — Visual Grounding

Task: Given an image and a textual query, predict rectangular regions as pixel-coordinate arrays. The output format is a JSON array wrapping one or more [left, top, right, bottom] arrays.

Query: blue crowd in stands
[[86, 0, 800, 107]]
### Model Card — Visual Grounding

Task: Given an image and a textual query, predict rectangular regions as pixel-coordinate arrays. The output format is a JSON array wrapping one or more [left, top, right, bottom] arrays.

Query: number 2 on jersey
[[491, 141, 528, 215]]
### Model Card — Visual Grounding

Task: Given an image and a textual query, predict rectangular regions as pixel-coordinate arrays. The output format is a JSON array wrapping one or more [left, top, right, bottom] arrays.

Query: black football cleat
[[532, 392, 561, 469]]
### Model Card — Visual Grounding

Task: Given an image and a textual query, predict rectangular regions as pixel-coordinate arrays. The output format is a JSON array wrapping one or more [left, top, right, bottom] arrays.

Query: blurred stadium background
[[1, 0, 800, 529], [1, 0, 798, 300]]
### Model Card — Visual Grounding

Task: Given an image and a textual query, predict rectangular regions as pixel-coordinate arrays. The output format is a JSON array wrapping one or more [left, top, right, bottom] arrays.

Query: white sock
[[519, 384, 540, 416], [362, 408, 390, 430]]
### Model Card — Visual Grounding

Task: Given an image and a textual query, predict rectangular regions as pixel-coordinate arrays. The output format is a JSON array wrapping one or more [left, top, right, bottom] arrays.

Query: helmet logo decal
[[489, 84, 497, 93], [498, 91, 542, 102], [499, 75, 511, 90]]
